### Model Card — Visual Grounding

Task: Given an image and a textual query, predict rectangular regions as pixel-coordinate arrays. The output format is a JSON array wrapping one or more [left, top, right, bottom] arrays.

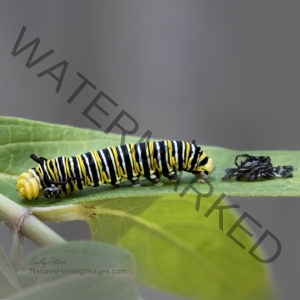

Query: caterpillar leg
[[148, 173, 163, 186], [194, 171, 209, 183], [168, 171, 177, 182], [43, 177, 83, 198], [131, 177, 140, 187], [112, 180, 121, 188], [43, 184, 61, 198]]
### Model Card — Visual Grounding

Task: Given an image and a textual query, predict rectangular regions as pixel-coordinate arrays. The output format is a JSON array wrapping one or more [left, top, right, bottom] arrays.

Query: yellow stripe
[[76, 155, 88, 186], [93, 150, 107, 183], [46, 160, 57, 181], [148, 142, 155, 172], [35, 165, 45, 186], [63, 157, 71, 191], [199, 152, 207, 165], [65, 157, 79, 190], [185, 142, 191, 169], [35, 165, 43, 179], [85, 154, 94, 186], [111, 147, 122, 178], [187, 145, 194, 169], [65, 157, 72, 179], [92, 151, 101, 183], [130, 143, 140, 174], [167, 140, 175, 167], [52, 159, 60, 181], [153, 142, 161, 171]]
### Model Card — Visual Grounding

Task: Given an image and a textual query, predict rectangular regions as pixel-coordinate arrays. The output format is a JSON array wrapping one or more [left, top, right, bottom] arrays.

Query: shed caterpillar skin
[[17, 140, 214, 200], [222, 154, 294, 180]]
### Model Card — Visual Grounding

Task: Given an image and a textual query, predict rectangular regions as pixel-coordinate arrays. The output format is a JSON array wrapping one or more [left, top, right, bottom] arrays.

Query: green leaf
[[210, 147, 299, 196], [0, 243, 21, 296], [0, 116, 298, 204], [14, 241, 139, 300], [10, 276, 138, 300], [0, 116, 292, 299], [32, 194, 273, 300]]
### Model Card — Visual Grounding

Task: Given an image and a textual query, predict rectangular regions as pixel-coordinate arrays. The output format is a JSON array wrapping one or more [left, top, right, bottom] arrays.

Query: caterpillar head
[[16, 170, 42, 200], [194, 157, 215, 183]]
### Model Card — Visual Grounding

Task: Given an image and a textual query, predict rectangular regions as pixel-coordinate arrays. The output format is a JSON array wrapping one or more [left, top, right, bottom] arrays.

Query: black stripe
[[140, 143, 151, 178], [115, 146, 126, 175], [56, 157, 68, 193], [81, 154, 92, 185], [33, 167, 46, 189], [44, 160, 61, 187], [57, 157, 66, 182], [103, 148, 117, 184], [190, 145, 200, 171], [120, 145, 134, 180], [158, 141, 169, 176], [48, 160, 56, 180], [170, 141, 177, 169], [165, 141, 172, 166], [199, 155, 208, 166], [72, 156, 83, 190], [147, 141, 155, 170], [134, 143, 141, 173], [97, 150, 110, 182], [176, 141, 184, 171], [153, 142, 158, 170], [64, 157, 74, 192], [85, 152, 100, 187]]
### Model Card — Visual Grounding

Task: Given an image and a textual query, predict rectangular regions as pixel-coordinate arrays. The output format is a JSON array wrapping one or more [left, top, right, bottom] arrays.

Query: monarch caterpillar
[[222, 154, 294, 180], [17, 140, 214, 200]]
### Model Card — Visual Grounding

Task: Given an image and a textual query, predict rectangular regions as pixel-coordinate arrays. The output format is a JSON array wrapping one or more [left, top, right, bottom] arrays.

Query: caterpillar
[[16, 140, 214, 200]]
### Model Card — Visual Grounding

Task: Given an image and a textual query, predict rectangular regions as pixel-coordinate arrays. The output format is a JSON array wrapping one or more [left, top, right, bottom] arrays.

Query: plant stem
[[0, 194, 66, 247], [9, 227, 24, 271]]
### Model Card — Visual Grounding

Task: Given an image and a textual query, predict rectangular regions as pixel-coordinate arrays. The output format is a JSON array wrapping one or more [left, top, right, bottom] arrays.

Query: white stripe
[[189, 143, 196, 169], [173, 141, 179, 169], [82, 153, 93, 184], [75, 156, 83, 180], [137, 144, 143, 173], [107, 148, 118, 179], [99, 150, 111, 181], [68, 156, 83, 181], [127, 144, 135, 174], [42, 161, 52, 181], [68, 157, 75, 178], [181, 141, 186, 167], [154, 141, 161, 170], [164, 140, 169, 169], [55, 157, 63, 181], [90, 151, 101, 183], [116, 146, 126, 175], [145, 143, 152, 173]]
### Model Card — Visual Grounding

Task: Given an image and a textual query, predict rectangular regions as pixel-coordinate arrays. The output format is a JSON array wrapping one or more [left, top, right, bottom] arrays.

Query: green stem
[[9, 227, 24, 271], [21, 214, 66, 246], [0, 194, 66, 248]]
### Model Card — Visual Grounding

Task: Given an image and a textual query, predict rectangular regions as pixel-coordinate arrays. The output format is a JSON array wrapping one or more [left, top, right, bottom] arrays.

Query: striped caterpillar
[[16, 140, 214, 200]]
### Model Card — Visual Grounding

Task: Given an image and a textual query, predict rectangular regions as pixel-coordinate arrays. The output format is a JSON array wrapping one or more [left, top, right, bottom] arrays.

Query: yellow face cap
[[205, 157, 215, 175], [194, 157, 215, 183], [16, 171, 41, 200]]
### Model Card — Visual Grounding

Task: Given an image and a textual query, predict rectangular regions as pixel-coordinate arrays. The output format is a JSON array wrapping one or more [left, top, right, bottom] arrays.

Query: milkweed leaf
[[14, 241, 139, 300], [0, 116, 298, 203], [0, 116, 293, 299], [0, 243, 21, 297], [31, 194, 273, 300]]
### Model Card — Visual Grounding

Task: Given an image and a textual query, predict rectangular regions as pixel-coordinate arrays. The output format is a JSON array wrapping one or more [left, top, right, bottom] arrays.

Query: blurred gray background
[[0, 1, 299, 299]]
